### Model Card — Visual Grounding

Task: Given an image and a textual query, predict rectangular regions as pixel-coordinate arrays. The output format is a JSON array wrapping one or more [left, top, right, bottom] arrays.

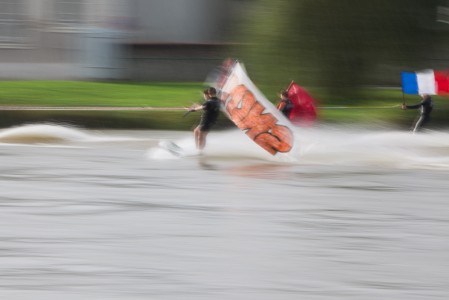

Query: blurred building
[[0, 0, 246, 81]]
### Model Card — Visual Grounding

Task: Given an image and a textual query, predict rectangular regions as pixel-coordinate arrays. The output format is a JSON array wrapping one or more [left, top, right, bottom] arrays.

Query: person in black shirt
[[276, 90, 293, 118], [188, 87, 221, 152], [401, 94, 433, 133]]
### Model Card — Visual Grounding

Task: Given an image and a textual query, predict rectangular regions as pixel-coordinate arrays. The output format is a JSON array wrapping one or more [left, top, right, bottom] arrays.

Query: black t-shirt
[[200, 97, 221, 125]]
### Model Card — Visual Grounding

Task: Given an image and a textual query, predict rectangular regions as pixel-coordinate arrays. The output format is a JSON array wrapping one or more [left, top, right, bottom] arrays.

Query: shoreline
[[0, 106, 186, 111]]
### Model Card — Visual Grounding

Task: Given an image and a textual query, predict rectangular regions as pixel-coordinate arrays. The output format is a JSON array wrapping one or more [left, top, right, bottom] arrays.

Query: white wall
[[132, 0, 230, 43], [0, 0, 240, 79]]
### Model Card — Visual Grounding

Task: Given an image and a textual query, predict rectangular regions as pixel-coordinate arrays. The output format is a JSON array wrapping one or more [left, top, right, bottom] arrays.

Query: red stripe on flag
[[434, 71, 449, 95]]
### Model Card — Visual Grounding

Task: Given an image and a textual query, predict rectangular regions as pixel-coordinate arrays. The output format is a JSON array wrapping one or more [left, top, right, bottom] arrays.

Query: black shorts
[[199, 121, 215, 132]]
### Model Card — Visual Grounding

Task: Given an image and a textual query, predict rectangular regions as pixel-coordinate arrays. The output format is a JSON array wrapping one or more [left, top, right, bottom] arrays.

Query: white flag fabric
[[416, 69, 436, 95], [220, 62, 296, 156]]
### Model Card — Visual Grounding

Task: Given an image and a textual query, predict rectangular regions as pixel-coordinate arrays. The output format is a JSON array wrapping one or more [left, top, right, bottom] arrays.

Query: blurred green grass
[[0, 81, 448, 129], [0, 81, 204, 107]]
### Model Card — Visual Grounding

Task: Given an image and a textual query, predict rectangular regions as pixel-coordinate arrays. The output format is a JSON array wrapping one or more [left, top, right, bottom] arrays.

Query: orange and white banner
[[220, 62, 295, 156]]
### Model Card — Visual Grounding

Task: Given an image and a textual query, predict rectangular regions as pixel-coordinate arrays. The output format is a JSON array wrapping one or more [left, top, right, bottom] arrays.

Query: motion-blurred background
[[1, 0, 448, 98]]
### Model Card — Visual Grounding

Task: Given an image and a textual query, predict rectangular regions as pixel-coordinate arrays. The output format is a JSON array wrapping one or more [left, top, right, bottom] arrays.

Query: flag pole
[[286, 80, 294, 91], [400, 72, 406, 108]]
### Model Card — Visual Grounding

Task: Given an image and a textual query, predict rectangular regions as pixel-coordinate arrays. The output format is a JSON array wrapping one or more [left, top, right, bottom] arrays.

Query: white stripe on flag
[[416, 69, 436, 95]]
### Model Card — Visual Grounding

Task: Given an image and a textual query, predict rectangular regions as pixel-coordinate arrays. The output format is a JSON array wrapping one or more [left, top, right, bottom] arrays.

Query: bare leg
[[194, 126, 201, 150], [198, 131, 208, 151], [194, 126, 209, 151]]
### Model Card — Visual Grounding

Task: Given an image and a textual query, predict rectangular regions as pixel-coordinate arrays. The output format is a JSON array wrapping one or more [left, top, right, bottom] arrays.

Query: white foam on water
[[0, 123, 143, 145], [292, 125, 449, 170], [147, 126, 449, 170]]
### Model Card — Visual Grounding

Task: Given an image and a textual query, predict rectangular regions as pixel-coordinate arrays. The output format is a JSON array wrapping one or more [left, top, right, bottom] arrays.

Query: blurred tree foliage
[[234, 0, 443, 100]]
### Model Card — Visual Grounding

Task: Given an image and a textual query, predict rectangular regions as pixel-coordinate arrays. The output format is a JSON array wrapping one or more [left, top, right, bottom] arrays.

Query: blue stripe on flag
[[401, 72, 418, 94]]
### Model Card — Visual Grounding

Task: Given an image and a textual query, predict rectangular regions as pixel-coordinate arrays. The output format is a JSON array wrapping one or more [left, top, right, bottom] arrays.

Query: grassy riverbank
[[0, 81, 448, 130], [0, 81, 202, 107]]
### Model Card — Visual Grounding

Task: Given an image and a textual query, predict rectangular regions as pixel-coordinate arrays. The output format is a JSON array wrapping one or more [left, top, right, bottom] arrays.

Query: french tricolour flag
[[401, 69, 449, 95]]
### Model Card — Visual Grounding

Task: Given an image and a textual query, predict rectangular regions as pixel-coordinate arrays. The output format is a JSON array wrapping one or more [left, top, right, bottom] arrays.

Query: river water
[[0, 124, 448, 300]]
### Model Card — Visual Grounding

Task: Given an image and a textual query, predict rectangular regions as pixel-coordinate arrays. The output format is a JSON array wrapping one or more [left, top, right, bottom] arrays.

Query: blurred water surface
[[0, 124, 448, 300]]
